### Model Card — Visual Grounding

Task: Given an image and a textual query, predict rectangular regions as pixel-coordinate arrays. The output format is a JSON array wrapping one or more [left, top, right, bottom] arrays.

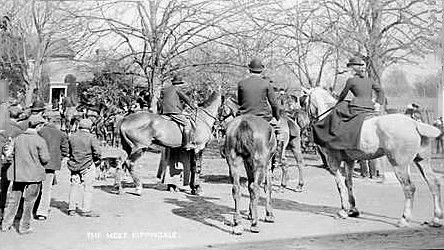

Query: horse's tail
[[234, 120, 255, 160], [416, 122, 441, 138], [416, 122, 441, 153]]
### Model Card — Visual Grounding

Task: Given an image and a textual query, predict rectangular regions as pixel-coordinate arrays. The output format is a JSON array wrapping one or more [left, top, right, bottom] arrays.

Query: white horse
[[305, 86, 443, 227]]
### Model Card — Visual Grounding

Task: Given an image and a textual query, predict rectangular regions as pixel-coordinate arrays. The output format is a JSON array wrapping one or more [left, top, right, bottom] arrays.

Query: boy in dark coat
[[34, 117, 69, 220]]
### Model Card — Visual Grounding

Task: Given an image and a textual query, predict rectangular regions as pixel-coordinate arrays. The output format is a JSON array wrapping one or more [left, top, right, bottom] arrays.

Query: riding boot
[[183, 128, 196, 150], [273, 140, 284, 169]]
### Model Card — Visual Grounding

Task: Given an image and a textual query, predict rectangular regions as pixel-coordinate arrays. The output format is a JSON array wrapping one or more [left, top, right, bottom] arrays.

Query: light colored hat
[[79, 118, 93, 129], [28, 115, 46, 128]]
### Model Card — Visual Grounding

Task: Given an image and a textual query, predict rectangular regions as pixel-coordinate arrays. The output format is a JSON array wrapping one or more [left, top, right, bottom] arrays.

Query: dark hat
[[79, 118, 93, 129], [248, 58, 265, 73], [346, 57, 365, 67], [28, 115, 46, 128], [9, 106, 23, 119], [171, 74, 185, 85], [30, 100, 46, 112]]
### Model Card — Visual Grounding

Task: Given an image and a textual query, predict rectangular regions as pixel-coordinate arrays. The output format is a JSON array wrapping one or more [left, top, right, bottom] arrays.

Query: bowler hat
[[9, 106, 23, 119], [171, 74, 185, 85], [79, 118, 93, 129], [28, 115, 46, 128], [346, 57, 365, 67], [30, 100, 46, 112], [248, 58, 265, 73]]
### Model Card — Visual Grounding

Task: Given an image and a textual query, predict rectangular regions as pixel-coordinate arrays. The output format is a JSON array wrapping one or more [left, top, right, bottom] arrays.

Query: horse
[[119, 90, 222, 195], [223, 115, 276, 234], [306, 86, 443, 227], [218, 95, 308, 192], [63, 106, 81, 134]]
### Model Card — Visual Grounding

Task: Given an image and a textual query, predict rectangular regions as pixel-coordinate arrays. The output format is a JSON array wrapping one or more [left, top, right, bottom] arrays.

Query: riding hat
[[79, 118, 93, 129], [30, 100, 46, 112], [28, 115, 46, 128], [9, 106, 23, 119], [346, 57, 365, 67], [171, 74, 185, 85], [248, 58, 265, 73]]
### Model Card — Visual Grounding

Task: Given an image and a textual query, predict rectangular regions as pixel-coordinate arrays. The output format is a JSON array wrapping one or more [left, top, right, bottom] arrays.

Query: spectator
[[1, 115, 50, 234], [34, 116, 69, 220], [67, 118, 101, 217], [0, 106, 26, 219]]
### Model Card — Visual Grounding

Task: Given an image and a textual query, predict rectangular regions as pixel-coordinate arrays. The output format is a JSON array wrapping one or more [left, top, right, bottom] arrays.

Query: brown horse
[[218, 96, 308, 192], [307, 87, 443, 227], [223, 115, 276, 234], [119, 91, 222, 195]]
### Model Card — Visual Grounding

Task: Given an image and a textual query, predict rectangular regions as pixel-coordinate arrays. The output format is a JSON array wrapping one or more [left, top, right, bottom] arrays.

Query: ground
[[1, 141, 444, 250]]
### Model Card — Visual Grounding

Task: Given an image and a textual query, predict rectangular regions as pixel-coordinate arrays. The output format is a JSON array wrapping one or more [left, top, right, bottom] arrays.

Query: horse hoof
[[337, 210, 348, 219], [294, 184, 307, 193], [191, 187, 203, 196], [265, 214, 275, 223], [424, 219, 443, 228], [348, 208, 360, 218], [397, 218, 410, 228], [250, 225, 260, 233], [233, 225, 243, 235]]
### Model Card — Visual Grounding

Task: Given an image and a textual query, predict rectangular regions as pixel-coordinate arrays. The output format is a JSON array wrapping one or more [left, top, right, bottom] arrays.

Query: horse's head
[[218, 95, 238, 124], [302, 87, 337, 121]]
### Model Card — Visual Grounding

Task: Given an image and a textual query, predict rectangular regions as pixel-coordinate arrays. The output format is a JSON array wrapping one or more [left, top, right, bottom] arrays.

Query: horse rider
[[405, 103, 422, 122], [160, 73, 197, 150], [236, 58, 282, 145], [312, 56, 385, 150]]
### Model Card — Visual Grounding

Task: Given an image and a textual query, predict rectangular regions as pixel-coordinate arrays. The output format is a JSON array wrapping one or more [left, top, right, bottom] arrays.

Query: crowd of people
[[0, 101, 102, 234], [0, 56, 441, 235]]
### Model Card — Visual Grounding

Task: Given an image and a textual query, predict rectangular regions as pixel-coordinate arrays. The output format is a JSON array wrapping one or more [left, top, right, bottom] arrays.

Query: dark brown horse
[[119, 91, 222, 195], [218, 96, 309, 192], [223, 115, 276, 234]]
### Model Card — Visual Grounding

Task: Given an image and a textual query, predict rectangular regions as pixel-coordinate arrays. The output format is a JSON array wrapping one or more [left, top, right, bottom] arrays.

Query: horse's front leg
[[190, 151, 203, 195], [344, 160, 359, 217], [391, 163, 416, 227], [325, 151, 350, 218], [288, 137, 306, 192]]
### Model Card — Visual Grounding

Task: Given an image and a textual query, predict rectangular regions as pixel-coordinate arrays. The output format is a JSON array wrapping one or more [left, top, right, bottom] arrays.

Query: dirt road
[[1, 146, 444, 250]]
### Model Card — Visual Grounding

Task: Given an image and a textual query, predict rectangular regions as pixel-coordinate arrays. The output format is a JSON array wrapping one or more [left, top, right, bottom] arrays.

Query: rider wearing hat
[[160, 73, 197, 150], [237, 58, 281, 122], [312, 56, 385, 150]]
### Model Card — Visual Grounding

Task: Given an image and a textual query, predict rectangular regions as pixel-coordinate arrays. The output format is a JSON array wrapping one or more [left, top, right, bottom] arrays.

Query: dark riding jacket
[[237, 74, 281, 121], [338, 74, 384, 110], [161, 85, 193, 115]]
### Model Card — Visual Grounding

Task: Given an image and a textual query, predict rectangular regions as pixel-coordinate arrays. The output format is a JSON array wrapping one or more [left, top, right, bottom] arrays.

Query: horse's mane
[[199, 91, 219, 108]]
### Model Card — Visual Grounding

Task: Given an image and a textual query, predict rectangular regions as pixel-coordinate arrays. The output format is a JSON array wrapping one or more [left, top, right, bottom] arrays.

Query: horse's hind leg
[[415, 159, 443, 227], [228, 155, 243, 235], [344, 160, 359, 217], [264, 161, 275, 223], [126, 150, 144, 196], [324, 150, 350, 218]]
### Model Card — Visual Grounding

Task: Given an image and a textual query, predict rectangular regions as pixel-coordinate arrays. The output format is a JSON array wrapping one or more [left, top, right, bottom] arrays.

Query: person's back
[[161, 84, 185, 115], [237, 58, 280, 122], [68, 129, 101, 172]]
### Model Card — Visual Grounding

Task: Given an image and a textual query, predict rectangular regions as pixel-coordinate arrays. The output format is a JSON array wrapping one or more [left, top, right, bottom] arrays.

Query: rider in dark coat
[[160, 73, 196, 150], [237, 58, 281, 122], [312, 57, 385, 150]]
